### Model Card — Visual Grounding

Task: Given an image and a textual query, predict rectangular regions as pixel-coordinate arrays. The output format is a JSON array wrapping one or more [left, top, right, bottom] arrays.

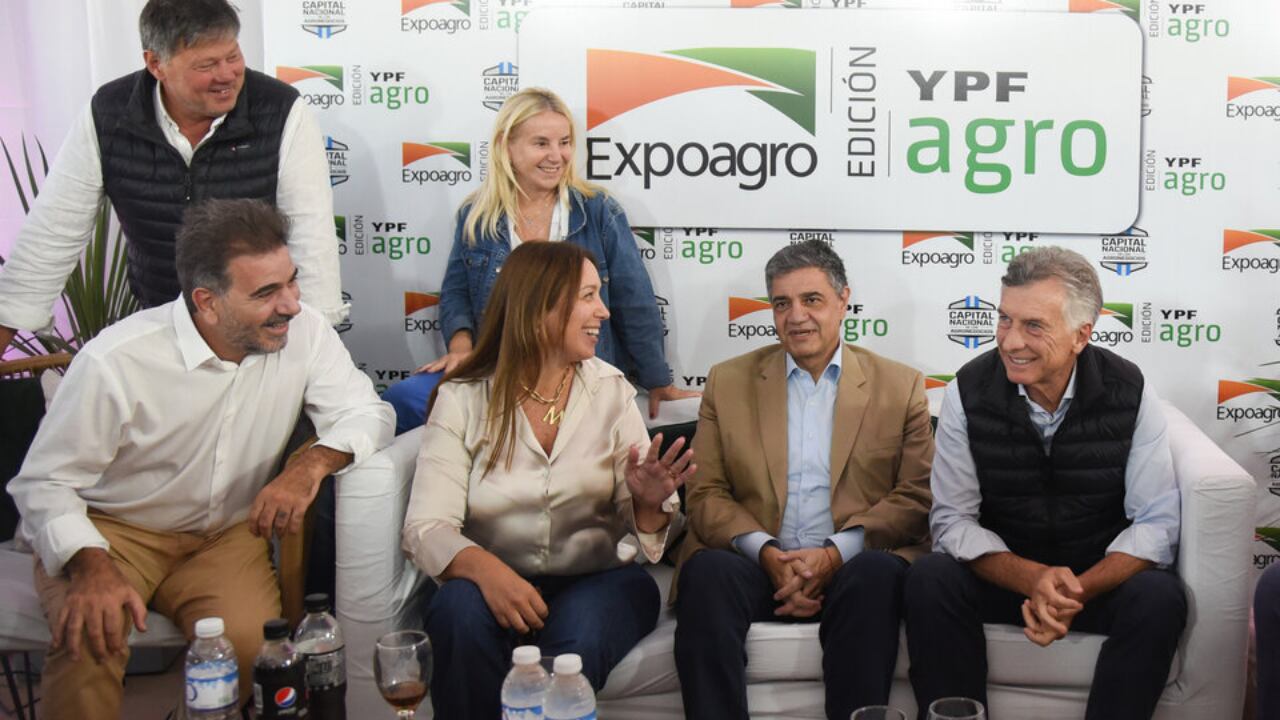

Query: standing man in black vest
[[904, 247, 1186, 720], [0, 0, 346, 351]]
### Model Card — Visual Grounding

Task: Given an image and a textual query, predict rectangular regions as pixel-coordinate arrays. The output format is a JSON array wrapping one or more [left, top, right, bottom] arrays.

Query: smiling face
[[196, 246, 301, 363], [507, 110, 573, 197], [996, 277, 1092, 410], [769, 266, 850, 379], [550, 259, 610, 365], [146, 34, 245, 126]]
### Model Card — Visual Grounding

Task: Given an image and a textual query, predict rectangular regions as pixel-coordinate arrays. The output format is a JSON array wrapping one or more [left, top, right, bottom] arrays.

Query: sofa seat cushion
[[598, 563, 1178, 700], [0, 543, 187, 651]]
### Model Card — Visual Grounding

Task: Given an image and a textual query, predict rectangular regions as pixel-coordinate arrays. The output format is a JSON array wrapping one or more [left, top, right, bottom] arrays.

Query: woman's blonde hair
[[432, 242, 597, 476], [460, 87, 598, 245]]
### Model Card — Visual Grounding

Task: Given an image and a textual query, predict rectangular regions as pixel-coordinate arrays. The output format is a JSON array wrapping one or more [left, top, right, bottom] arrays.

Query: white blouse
[[402, 357, 681, 579]]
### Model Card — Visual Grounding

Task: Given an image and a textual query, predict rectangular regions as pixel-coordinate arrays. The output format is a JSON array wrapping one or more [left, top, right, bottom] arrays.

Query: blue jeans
[[1256, 563, 1280, 719], [424, 562, 660, 719]]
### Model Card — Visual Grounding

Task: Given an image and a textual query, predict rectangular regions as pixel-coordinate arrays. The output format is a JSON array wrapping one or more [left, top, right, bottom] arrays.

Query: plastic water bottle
[[185, 617, 240, 719], [543, 654, 596, 720], [501, 645, 551, 720], [294, 593, 346, 720]]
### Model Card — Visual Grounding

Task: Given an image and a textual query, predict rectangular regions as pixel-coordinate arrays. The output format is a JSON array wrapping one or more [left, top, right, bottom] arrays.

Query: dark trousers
[[424, 562, 660, 720], [674, 548, 908, 720], [904, 553, 1187, 720], [1255, 563, 1280, 720]]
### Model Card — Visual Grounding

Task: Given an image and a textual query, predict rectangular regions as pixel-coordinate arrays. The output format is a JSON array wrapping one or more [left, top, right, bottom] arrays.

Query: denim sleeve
[[598, 197, 672, 390], [438, 213, 476, 346]]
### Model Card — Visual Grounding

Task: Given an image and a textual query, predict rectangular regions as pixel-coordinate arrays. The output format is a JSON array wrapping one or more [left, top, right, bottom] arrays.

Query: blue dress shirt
[[732, 350, 865, 565], [930, 366, 1181, 567]]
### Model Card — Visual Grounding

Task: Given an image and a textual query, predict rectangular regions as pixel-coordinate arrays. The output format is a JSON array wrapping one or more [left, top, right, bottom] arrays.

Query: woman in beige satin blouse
[[402, 241, 694, 720]]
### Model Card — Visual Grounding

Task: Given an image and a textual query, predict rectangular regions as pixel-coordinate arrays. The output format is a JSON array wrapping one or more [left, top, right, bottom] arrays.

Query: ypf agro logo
[[901, 232, 975, 268], [401, 0, 471, 34], [1217, 378, 1280, 425], [300, 1, 348, 38], [402, 142, 472, 186], [1068, 0, 1138, 21], [1099, 226, 1150, 276], [1092, 302, 1135, 346], [1222, 229, 1280, 274], [585, 47, 817, 190], [276, 65, 346, 109], [728, 296, 776, 340], [1226, 77, 1280, 122], [405, 291, 442, 334], [946, 296, 996, 349], [325, 136, 349, 187]]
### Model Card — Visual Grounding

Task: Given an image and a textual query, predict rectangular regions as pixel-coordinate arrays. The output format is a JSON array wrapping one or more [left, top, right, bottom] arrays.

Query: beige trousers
[[34, 512, 281, 719]]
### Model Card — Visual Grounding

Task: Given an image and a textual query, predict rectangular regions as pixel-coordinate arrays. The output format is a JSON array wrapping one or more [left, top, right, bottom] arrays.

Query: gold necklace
[[522, 365, 573, 425]]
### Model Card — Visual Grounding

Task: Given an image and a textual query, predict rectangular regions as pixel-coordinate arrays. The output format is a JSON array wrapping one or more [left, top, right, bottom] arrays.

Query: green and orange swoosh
[[1069, 0, 1138, 19], [1224, 229, 1280, 254], [1218, 378, 1280, 404], [1100, 303, 1133, 328], [587, 47, 815, 134], [276, 65, 343, 91], [402, 0, 469, 15], [403, 142, 471, 169], [1228, 77, 1280, 102], [902, 232, 975, 250], [405, 292, 441, 315], [729, 296, 771, 321]]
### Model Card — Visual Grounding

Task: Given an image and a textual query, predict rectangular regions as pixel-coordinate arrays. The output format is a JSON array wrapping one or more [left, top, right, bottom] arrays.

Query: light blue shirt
[[732, 350, 865, 565], [930, 366, 1181, 567]]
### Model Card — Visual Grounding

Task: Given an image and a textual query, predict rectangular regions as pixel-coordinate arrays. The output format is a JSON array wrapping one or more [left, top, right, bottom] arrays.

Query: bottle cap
[[194, 617, 225, 639], [553, 653, 582, 675], [304, 593, 332, 613], [263, 618, 291, 640], [512, 646, 541, 665]]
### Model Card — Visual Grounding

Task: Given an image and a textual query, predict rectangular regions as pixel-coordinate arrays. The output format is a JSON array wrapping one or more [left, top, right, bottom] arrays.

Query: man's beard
[[223, 312, 294, 356]]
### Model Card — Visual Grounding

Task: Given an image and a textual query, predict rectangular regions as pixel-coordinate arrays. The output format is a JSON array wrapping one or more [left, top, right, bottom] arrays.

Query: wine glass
[[851, 706, 907, 720], [374, 630, 432, 718], [927, 697, 986, 720]]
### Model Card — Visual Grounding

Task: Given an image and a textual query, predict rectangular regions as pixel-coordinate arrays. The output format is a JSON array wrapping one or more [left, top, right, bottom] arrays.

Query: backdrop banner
[[259, 0, 1279, 575]]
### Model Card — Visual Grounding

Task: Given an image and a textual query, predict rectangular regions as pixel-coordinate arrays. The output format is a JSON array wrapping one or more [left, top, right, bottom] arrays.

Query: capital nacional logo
[[586, 47, 815, 133]]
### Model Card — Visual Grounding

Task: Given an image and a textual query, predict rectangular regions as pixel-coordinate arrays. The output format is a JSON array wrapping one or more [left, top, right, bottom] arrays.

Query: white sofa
[[334, 401, 1254, 718]]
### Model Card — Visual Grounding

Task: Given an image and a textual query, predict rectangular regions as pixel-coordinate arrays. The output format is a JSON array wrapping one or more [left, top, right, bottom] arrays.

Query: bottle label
[[186, 659, 239, 710], [546, 713, 596, 720], [502, 703, 544, 720], [304, 647, 346, 689]]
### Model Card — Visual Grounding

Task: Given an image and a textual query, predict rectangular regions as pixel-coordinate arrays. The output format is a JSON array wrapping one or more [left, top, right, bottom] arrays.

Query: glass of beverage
[[927, 697, 986, 720], [851, 706, 907, 720], [374, 630, 431, 718]]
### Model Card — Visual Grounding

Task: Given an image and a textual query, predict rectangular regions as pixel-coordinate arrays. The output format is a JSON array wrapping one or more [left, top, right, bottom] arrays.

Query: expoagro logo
[[1217, 377, 1280, 424], [277, 65, 345, 109], [1223, 229, 1280, 274], [401, 0, 471, 33], [402, 142, 472, 186], [1226, 76, 1280, 121], [728, 296, 776, 339], [901, 231, 975, 268], [404, 291, 442, 334], [1092, 302, 1135, 346], [1068, 0, 1138, 21], [585, 47, 817, 190]]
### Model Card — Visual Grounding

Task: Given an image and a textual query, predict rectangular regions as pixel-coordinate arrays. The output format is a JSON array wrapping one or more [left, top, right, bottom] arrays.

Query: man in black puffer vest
[[904, 247, 1186, 720], [0, 0, 346, 351]]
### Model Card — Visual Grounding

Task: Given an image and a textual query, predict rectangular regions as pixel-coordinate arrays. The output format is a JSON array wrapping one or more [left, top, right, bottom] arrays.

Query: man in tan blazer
[[673, 239, 934, 720]]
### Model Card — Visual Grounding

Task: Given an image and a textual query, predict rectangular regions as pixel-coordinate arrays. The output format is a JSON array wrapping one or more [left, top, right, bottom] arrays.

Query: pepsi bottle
[[253, 618, 309, 718]]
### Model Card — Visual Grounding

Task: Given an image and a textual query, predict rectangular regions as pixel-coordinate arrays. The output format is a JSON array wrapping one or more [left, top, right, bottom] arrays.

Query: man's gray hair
[[140, 0, 240, 60], [765, 239, 848, 295], [1001, 246, 1102, 330]]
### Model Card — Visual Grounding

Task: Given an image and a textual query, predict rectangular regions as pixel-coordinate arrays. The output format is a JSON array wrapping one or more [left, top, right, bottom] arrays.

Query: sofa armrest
[[335, 426, 428, 713], [1164, 400, 1254, 715]]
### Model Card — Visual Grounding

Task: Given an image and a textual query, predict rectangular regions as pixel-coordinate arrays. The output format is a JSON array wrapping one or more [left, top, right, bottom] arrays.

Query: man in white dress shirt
[[7, 198, 393, 719], [904, 246, 1185, 720], [0, 0, 346, 354]]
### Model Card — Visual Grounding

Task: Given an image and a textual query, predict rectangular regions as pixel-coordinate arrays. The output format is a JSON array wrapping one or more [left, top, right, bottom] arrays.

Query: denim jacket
[[439, 188, 672, 389]]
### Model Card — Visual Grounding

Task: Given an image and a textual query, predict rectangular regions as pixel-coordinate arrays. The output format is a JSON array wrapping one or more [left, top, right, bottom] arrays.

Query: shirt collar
[[785, 345, 844, 383], [153, 82, 227, 145], [1017, 363, 1078, 414], [171, 300, 220, 371]]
